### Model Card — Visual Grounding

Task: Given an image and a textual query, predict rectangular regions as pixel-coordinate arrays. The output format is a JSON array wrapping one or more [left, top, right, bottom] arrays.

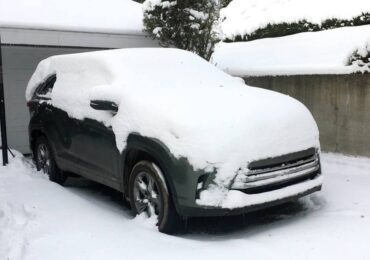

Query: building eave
[[0, 26, 153, 49]]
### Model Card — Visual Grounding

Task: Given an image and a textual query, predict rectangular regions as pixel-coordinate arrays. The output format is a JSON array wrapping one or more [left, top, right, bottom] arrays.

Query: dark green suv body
[[28, 49, 322, 234]]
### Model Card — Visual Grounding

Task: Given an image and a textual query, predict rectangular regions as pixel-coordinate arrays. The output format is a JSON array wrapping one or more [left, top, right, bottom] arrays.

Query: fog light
[[196, 174, 212, 199]]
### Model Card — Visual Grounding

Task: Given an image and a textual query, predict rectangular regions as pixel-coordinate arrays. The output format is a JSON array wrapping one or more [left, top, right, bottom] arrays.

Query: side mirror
[[90, 100, 118, 113]]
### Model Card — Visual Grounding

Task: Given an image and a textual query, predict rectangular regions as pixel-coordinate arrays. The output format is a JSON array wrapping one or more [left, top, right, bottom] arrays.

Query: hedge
[[224, 12, 370, 42]]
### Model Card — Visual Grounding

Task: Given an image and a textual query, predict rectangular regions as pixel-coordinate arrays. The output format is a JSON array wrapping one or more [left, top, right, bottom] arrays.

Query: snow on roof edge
[[212, 25, 370, 77], [0, 0, 144, 36]]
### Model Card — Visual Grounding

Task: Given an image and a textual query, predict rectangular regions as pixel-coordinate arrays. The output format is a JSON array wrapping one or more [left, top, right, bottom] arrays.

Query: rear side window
[[33, 74, 57, 100]]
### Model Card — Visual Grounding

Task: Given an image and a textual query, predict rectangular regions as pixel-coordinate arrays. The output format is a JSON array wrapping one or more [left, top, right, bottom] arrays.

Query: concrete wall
[[244, 74, 370, 157]]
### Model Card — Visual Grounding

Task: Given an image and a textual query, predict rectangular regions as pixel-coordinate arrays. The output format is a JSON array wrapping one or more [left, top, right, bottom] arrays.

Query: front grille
[[231, 148, 320, 194]]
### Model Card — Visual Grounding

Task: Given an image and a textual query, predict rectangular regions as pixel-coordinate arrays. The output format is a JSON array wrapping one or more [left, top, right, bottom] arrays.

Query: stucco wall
[[244, 74, 370, 157]]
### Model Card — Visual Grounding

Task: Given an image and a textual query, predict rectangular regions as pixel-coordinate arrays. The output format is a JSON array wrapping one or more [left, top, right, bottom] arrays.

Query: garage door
[[2, 46, 101, 154]]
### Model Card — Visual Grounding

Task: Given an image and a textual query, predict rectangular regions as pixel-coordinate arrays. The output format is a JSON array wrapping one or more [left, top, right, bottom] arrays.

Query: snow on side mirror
[[90, 100, 118, 113]]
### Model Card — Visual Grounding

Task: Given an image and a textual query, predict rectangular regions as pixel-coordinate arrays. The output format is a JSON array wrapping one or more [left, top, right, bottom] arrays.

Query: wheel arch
[[30, 128, 61, 168], [122, 135, 179, 206], [30, 128, 47, 154]]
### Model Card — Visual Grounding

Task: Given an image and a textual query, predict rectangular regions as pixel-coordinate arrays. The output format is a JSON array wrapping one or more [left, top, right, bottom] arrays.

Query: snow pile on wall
[[221, 0, 370, 40], [26, 48, 320, 208], [347, 40, 370, 73], [212, 25, 370, 77], [0, 0, 143, 34]]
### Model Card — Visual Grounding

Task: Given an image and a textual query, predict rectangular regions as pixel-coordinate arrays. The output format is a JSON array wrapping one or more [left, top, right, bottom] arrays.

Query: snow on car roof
[[26, 48, 239, 102], [221, 0, 370, 40], [212, 25, 370, 77], [0, 0, 143, 34]]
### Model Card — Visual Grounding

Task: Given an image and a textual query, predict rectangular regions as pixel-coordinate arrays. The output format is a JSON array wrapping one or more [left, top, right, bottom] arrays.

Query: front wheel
[[129, 161, 184, 234], [34, 136, 66, 185]]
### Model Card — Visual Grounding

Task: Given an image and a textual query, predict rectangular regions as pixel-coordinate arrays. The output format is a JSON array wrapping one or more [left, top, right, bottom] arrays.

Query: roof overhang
[[0, 26, 156, 49]]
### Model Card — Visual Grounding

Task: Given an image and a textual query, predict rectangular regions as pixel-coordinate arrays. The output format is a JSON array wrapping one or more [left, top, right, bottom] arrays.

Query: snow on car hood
[[26, 48, 320, 197], [115, 83, 320, 186]]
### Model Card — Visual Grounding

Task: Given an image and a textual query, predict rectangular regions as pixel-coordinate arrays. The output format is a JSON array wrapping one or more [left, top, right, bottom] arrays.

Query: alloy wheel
[[37, 143, 51, 175], [133, 171, 163, 218]]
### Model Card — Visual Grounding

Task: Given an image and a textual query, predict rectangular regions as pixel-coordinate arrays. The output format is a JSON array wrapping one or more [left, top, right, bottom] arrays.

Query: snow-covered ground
[[1, 151, 369, 260], [221, 0, 370, 40], [0, 0, 143, 34], [212, 25, 370, 76]]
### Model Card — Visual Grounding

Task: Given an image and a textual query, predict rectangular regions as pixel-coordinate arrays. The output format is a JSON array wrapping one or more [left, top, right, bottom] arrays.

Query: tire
[[129, 161, 184, 234], [34, 136, 67, 185]]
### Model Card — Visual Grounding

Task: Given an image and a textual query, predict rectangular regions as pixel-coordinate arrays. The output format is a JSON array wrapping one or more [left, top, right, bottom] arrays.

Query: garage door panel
[[3, 46, 90, 69], [7, 130, 29, 152], [3, 51, 40, 69], [3, 68, 34, 84], [6, 112, 29, 125], [2, 45, 100, 154]]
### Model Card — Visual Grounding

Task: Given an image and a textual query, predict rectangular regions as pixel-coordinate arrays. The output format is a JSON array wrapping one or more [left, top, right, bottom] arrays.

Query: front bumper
[[177, 176, 322, 217], [173, 148, 323, 217]]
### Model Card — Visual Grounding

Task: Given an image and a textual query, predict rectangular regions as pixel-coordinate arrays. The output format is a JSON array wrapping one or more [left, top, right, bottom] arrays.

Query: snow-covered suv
[[27, 48, 323, 234]]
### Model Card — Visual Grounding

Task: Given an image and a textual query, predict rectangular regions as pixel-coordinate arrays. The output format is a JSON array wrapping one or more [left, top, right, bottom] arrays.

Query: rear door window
[[33, 74, 57, 100]]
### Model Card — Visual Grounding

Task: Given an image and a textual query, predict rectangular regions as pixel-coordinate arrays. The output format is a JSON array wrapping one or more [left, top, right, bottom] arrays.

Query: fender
[[121, 133, 179, 201], [121, 133, 208, 215]]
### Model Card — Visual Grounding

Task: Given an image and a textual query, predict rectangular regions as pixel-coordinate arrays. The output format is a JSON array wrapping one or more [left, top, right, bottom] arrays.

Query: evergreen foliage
[[225, 12, 370, 42], [347, 43, 370, 73], [221, 0, 233, 8], [143, 0, 220, 60]]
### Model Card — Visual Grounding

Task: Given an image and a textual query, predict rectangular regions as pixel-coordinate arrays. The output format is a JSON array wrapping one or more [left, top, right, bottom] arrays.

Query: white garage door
[[2, 46, 101, 153]]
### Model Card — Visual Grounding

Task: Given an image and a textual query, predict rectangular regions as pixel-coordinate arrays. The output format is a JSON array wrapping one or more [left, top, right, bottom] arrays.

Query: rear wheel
[[129, 161, 184, 234], [35, 136, 66, 185]]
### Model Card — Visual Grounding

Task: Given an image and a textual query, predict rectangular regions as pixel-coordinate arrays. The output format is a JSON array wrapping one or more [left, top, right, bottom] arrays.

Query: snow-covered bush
[[347, 41, 370, 73], [224, 12, 370, 42], [322, 12, 370, 29], [227, 20, 320, 42], [143, 0, 220, 60]]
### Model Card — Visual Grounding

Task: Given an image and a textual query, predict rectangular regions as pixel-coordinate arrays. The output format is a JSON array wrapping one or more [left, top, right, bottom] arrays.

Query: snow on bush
[[212, 25, 370, 76], [221, 0, 232, 8], [142, 0, 220, 59], [221, 0, 370, 41], [26, 48, 320, 208], [347, 41, 370, 73], [223, 13, 370, 42]]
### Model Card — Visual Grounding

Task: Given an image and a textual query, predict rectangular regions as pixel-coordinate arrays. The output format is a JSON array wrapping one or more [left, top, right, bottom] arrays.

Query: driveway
[[0, 152, 369, 260]]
